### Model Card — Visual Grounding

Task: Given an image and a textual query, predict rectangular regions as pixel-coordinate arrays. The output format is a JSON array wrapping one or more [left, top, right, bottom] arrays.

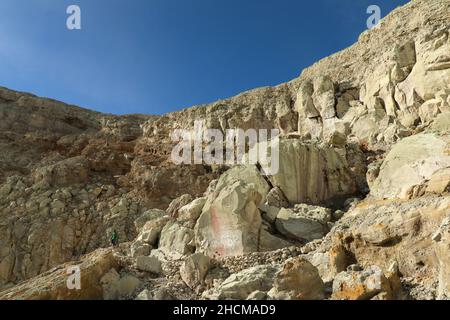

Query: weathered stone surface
[[246, 290, 267, 300], [269, 139, 358, 205], [32, 156, 90, 187], [213, 165, 271, 203], [306, 245, 350, 283], [177, 197, 207, 226], [136, 255, 162, 274], [312, 76, 336, 119], [166, 194, 194, 218], [426, 168, 450, 194], [319, 196, 450, 300], [135, 289, 153, 300], [331, 266, 394, 300], [268, 256, 324, 300], [0, 249, 118, 300], [258, 228, 293, 252], [159, 221, 195, 255], [206, 265, 279, 300], [100, 268, 121, 300], [370, 133, 450, 199], [274, 205, 331, 242], [276, 99, 297, 134], [134, 209, 166, 232], [136, 216, 170, 247], [295, 81, 319, 121], [430, 112, 450, 133], [180, 253, 211, 289], [117, 275, 141, 297], [419, 99, 441, 124], [265, 187, 289, 208], [434, 216, 450, 299], [194, 180, 263, 258]]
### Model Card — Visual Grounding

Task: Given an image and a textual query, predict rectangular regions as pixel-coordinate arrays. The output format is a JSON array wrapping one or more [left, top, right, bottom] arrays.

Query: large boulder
[[166, 194, 194, 218], [268, 139, 357, 205], [159, 221, 195, 255], [134, 209, 166, 232], [213, 165, 270, 202], [131, 214, 170, 257], [0, 249, 118, 300], [180, 253, 211, 289], [116, 275, 141, 298], [177, 197, 207, 227], [274, 204, 332, 242], [331, 266, 396, 300], [101, 270, 142, 300], [370, 133, 450, 199], [205, 265, 279, 300], [194, 180, 263, 258], [258, 228, 293, 252], [430, 112, 450, 133], [306, 245, 350, 283], [100, 268, 121, 300], [426, 167, 450, 195], [135, 256, 162, 274], [268, 256, 325, 300]]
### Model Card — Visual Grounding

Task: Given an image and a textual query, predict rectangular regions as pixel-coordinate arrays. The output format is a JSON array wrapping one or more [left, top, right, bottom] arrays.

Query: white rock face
[[370, 133, 450, 199], [194, 180, 263, 258], [213, 165, 271, 202], [130, 242, 151, 258], [269, 139, 358, 205]]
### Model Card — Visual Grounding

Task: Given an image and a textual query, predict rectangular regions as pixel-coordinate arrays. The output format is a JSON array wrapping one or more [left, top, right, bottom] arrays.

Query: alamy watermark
[[170, 120, 280, 175], [66, 5, 81, 30], [66, 265, 81, 290], [367, 5, 381, 30], [64, 5, 380, 31]]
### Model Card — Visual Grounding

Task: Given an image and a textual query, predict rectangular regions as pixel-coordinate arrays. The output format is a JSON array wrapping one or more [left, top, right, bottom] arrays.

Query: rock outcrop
[[370, 133, 450, 199]]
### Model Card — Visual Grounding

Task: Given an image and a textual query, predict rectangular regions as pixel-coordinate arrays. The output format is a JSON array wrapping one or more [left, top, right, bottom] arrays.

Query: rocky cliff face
[[0, 0, 449, 300]]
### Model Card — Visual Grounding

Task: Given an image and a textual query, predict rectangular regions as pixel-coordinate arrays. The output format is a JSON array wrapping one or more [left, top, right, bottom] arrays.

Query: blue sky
[[0, 0, 409, 115]]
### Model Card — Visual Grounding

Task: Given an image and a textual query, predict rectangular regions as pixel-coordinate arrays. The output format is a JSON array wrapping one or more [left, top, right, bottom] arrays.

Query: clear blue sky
[[0, 0, 409, 115]]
